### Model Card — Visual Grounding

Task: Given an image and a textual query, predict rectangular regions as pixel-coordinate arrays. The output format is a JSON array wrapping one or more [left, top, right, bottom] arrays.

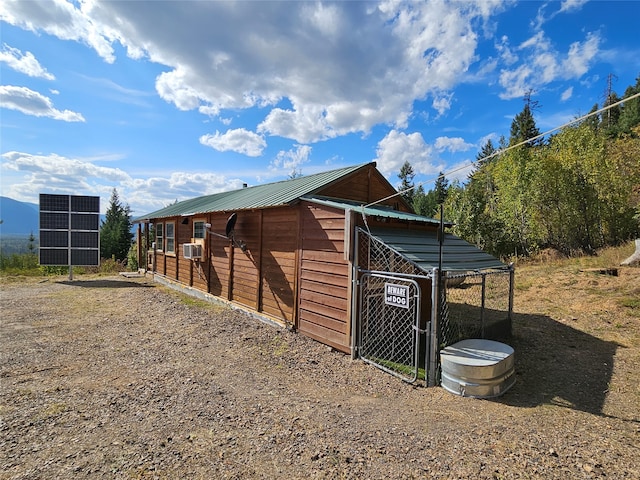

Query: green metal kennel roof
[[134, 163, 370, 222], [367, 227, 507, 272], [302, 196, 504, 272]]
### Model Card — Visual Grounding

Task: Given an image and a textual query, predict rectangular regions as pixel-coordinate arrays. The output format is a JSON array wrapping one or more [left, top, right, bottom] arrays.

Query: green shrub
[[0, 253, 40, 275]]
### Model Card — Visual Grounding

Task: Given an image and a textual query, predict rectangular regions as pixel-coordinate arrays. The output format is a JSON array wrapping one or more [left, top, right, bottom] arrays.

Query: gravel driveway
[[1, 274, 638, 479]]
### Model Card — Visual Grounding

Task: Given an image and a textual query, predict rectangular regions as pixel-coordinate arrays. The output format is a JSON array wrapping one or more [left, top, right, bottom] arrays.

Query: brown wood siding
[[175, 220, 191, 285], [155, 251, 166, 276], [317, 163, 412, 212], [298, 203, 351, 353], [208, 242, 228, 297], [207, 216, 231, 297], [191, 261, 208, 291], [259, 208, 297, 323], [320, 175, 370, 202], [177, 257, 190, 286], [165, 255, 177, 279], [230, 211, 260, 309]]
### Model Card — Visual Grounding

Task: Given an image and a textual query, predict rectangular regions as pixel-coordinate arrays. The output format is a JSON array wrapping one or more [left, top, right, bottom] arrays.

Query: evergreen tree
[[100, 189, 133, 262], [584, 103, 601, 132], [603, 91, 621, 136], [397, 161, 416, 206], [476, 139, 497, 167], [510, 91, 542, 147], [413, 184, 439, 218], [618, 75, 640, 136], [27, 231, 36, 254], [434, 172, 449, 205], [412, 184, 428, 216]]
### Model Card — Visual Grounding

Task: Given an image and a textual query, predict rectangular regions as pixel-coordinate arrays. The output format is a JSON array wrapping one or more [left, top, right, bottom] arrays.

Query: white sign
[[385, 283, 409, 309]]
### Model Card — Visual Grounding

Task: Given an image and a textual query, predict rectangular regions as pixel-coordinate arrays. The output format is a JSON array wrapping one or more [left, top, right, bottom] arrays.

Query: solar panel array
[[39, 194, 100, 266]]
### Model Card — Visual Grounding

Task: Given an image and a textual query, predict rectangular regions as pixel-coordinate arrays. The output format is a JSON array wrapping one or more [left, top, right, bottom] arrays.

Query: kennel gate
[[357, 272, 427, 384]]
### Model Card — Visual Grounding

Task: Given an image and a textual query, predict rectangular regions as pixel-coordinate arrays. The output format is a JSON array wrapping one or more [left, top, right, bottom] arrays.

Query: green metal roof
[[303, 196, 447, 226], [134, 163, 370, 222], [367, 227, 507, 272]]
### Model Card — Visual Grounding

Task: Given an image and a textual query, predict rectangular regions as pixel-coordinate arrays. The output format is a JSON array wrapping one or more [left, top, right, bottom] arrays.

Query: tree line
[[400, 75, 640, 259]]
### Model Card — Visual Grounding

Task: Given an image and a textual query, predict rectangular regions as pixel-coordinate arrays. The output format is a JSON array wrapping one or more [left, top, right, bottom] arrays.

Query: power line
[[365, 90, 640, 209]]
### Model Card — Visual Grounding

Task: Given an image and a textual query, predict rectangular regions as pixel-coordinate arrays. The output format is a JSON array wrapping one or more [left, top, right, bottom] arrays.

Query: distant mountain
[[0, 196, 126, 238], [0, 197, 39, 235]]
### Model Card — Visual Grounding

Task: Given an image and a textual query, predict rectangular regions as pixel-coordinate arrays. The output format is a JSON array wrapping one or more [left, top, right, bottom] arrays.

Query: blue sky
[[1, 0, 638, 217]]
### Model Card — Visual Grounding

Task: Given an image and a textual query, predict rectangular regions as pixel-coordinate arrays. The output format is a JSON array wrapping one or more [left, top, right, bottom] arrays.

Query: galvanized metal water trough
[[440, 339, 515, 398]]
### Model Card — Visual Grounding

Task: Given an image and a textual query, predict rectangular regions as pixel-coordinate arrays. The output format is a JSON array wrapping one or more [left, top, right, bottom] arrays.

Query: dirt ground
[[1, 257, 639, 479]]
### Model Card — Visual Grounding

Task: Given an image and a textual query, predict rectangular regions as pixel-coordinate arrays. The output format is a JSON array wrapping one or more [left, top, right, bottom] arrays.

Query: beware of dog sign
[[384, 283, 409, 309]]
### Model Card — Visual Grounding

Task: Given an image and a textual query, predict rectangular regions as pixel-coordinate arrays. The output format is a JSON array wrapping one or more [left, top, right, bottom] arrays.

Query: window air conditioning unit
[[183, 243, 203, 260]]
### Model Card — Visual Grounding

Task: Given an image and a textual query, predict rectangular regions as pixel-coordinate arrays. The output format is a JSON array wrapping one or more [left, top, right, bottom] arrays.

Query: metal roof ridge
[[134, 162, 372, 222], [302, 195, 442, 225]]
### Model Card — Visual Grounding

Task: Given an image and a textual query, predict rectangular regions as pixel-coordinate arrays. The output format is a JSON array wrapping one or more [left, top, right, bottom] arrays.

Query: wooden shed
[[134, 162, 508, 367]]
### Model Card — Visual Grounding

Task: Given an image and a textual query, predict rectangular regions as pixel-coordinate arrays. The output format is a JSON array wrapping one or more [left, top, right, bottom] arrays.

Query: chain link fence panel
[[358, 274, 421, 383], [440, 270, 513, 347], [355, 227, 514, 386]]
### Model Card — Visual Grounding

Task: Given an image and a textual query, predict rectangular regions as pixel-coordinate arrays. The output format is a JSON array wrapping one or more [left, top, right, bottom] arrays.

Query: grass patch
[[270, 335, 289, 356], [370, 357, 426, 381], [514, 278, 534, 291], [180, 296, 215, 309], [162, 288, 228, 313], [36, 402, 68, 420], [620, 296, 640, 312]]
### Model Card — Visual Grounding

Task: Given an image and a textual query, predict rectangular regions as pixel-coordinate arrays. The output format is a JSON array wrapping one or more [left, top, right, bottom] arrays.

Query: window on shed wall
[[166, 222, 175, 254], [193, 220, 206, 239], [156, 223, 164, 252]]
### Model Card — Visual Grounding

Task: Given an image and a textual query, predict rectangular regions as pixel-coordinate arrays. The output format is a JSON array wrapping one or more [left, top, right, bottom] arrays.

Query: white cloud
[[562, 32, 600, 78], [374, 130, 442, 180], [0, 151, 130, 211], [303, 2, 343, 38], [0, 85, 85, 121], [126, 172, 246, 214], [1, 0, 508, 144], [270, 145, 312, 174], [0, 0, 117, 63], [498, 65, 533, 100], [0, 150, 248, 216], [434, 137, 474, 153], [2, 151, 130, 182], [432, 93, 454, 117], [0, 44, 55, 79], [561, 86, 573, 101], [259, 105, 332, 144], [156, 67, 206, 112], [476, 57, 499, 77], [495, 35, 518, 65], [534, 0, 588, 29], [498, 30, 600, 100], [559, 0, 589, 13], [199, 128, 267, 157]]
